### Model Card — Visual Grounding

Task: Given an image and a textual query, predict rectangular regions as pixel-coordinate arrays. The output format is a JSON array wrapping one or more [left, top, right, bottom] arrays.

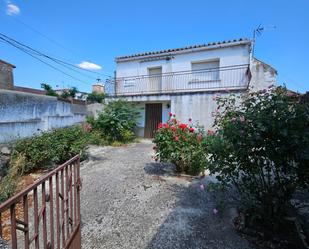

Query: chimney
[[0, 60, 15, 90], [92, 83, 104, 94]]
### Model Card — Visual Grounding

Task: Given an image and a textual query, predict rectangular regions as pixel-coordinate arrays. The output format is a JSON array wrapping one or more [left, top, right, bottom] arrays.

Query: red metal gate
[[0, 155, 81, 249]]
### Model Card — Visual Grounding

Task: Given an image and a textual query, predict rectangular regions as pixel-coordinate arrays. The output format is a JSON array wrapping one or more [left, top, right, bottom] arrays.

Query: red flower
[[163, 123, 169, 129], [169, 112, 173, 117], [158, 122, 163, 129], [178, 123, 188, 130], [189, 127, 194, 133], [207, 130, 215, 135], [175, 136, 179, 142], [171, 126, 176, 132], [189, 118, 192, 122]]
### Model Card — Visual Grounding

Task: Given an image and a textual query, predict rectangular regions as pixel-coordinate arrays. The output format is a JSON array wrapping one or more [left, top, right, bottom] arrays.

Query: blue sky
[[0, 0, 308, 93]]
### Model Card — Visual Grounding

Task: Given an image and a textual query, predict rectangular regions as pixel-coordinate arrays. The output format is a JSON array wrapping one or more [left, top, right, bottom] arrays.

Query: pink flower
[[171, 126, 176, 132], [175, 136, 179, 142], [239, 116, 245, 122], [197, 134, 203, 142], [158, 122, 163, 129], [189, 127, 194, 133], [200, 184, 205, 191], [169, 112, 173, 117], [213, 208, 218, 215], [212, 95, 217, 101], [207, 130, 215, 135]]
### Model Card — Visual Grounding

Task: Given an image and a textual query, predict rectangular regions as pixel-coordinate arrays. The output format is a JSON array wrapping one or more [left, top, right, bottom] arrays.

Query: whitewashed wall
[[116, 44, 250, 77], [249, 58, 277, 91], [0, 90, 87, 143]]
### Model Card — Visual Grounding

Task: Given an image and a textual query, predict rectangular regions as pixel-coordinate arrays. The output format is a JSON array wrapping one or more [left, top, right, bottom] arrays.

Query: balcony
[[107, 64, 251, 96]]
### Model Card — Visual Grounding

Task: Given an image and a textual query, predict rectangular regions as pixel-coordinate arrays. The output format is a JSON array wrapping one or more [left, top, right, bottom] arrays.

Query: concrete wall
[[171, 92, 244, 129], [86, 103, 104, 119], [249, 58, 277, 91], [0, 89, 87, 143]]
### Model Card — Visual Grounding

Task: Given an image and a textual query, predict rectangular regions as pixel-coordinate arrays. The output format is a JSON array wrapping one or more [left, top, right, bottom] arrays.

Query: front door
[[144, 103, 162, 138]]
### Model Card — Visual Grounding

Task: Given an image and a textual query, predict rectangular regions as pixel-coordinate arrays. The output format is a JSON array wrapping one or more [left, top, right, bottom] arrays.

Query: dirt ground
[[80, 140, 252, 249]]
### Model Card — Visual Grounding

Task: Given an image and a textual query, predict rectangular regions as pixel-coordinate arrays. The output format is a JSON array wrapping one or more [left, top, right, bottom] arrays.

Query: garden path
[[81, 140, 252, 249]]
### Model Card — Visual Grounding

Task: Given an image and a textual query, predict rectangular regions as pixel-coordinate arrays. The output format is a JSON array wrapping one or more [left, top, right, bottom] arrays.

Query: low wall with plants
[[0, 99, 140, 202], [0, 89, 87, 143]]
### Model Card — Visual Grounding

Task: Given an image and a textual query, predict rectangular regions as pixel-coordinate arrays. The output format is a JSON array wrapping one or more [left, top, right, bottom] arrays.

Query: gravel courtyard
[[80, 140, 252, 249]]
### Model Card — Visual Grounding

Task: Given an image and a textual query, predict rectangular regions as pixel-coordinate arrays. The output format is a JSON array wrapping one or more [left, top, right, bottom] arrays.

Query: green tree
[[41, 83, 58, 97]]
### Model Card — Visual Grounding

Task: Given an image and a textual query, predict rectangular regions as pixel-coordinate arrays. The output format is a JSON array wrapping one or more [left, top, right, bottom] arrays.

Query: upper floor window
[[191, 60, 220, 82], [148, 67, 162, 91]]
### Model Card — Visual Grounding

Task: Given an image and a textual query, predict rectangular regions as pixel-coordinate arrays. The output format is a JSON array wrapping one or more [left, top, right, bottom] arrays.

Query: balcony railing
[[106, 64, 251, 96]]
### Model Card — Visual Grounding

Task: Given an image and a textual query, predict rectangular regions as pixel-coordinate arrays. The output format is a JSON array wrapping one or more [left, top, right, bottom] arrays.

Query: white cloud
[[77, 61, 102, 71], [6, 3, 20, 16]]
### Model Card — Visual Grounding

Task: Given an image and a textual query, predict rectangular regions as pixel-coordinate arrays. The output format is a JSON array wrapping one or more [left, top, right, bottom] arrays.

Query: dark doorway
[[144, 103, 162, 138]]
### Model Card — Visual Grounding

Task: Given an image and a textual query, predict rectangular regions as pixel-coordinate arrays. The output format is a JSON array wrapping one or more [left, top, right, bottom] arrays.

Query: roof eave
[[115, 40, 252, 63]]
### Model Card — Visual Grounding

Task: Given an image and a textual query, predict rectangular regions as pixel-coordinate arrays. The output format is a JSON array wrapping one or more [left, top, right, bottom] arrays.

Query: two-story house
[[108, 38, 276, 138]]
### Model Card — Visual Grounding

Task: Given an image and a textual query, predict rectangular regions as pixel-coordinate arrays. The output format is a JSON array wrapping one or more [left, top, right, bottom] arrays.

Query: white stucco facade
[[112, 39, 276, 137], [116, 43, 250, 77]]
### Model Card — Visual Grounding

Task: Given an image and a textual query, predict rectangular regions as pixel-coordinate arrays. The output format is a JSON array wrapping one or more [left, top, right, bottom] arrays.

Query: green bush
[[86, 91, 105, 103], [87, 100, 140, 143], [11, 125, 89, 175], [206, 87, 309, 231], [153, 114, 207, 175], [0, 175, 17, 203]]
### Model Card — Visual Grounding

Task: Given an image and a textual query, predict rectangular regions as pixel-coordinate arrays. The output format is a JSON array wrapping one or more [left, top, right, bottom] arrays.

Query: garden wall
[[0, 89, 87, 143]]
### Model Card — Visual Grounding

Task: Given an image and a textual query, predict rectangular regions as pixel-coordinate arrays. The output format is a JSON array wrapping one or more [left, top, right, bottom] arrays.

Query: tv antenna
[[252, 24, 276, 57]]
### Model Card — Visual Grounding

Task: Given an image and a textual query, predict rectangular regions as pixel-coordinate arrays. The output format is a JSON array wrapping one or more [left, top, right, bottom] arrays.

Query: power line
[[0, 35, 93, 86], [0, 32, 111, 78]]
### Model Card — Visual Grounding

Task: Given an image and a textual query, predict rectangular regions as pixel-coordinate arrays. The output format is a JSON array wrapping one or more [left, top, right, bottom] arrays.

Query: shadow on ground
[[143, 163, 252, 249], [144, 162, 176, 176]]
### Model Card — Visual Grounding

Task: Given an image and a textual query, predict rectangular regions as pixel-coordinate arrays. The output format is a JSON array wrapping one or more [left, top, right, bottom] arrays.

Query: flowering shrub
[[153, 114, 207, 175], [206, 87, 309, 232]]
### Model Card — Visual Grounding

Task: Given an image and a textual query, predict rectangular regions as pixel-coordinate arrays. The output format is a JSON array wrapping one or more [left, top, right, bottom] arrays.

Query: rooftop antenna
[[252, 24, 276, 57]]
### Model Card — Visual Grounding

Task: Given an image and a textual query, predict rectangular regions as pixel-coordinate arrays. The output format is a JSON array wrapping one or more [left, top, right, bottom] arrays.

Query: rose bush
[[153, 114, 208, 175], [206, 86, 309, 232]]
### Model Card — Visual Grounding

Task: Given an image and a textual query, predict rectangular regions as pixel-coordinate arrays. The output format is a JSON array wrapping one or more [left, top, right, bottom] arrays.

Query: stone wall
[[0, 89, 87, 143]]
